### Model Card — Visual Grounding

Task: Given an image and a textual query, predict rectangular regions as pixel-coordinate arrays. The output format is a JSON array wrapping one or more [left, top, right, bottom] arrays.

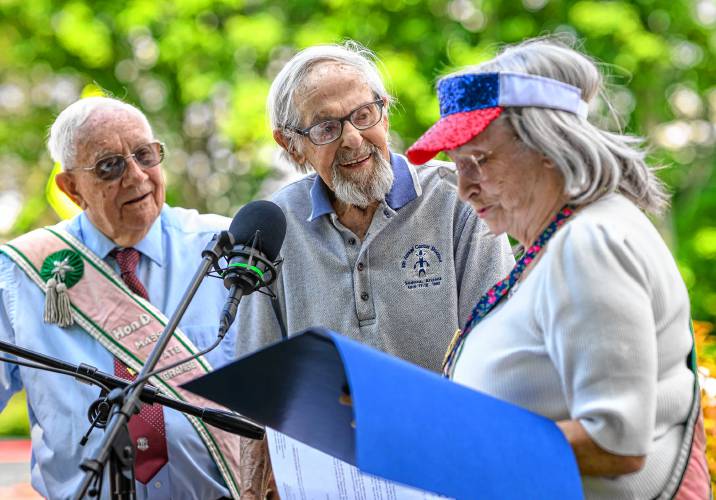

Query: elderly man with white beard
[[235, 41, 514, 498]]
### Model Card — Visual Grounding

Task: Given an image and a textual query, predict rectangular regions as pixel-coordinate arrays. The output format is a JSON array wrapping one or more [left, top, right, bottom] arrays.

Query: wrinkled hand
[[266, 474, 279, 500], [239, 436, 278, 499]]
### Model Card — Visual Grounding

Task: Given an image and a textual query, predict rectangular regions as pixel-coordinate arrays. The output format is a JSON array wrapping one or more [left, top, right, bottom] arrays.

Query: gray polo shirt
[[236, 152, 514, 372]]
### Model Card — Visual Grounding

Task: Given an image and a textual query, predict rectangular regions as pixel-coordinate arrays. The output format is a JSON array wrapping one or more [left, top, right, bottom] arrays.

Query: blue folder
[[182, 328, 583, 499]]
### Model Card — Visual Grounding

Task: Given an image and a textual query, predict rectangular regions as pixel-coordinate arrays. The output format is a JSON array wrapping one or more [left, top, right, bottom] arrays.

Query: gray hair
[[48, 96, 151, 170], [447, 38, 669, 214], [268, 41, 393, 173]]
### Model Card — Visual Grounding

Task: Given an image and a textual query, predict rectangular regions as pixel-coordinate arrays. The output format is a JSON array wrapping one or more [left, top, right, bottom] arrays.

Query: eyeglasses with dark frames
[[285, 99, 385, 146], [75, 141, 165, 181]]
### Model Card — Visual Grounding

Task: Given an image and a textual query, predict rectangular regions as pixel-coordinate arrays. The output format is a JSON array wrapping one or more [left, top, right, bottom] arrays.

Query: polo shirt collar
[[74, 210, 165, 266], [385, 152, 418, 210], [308, 174, 334, 221], [307, 151, 419, 222]]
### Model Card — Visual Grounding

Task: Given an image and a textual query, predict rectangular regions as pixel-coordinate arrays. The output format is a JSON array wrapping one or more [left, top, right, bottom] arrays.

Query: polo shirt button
[[357, 262, 364, 271], [154, 480, 162, 489], [348, 238, 356, 245], [383, 209, 391, 217], [360, 292, 369, 301]]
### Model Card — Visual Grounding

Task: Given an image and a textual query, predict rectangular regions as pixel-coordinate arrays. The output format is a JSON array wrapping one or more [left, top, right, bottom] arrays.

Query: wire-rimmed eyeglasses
[[74, 142, 165, 181], [437, 153, 490, 189], [285, 99, 385, 146]]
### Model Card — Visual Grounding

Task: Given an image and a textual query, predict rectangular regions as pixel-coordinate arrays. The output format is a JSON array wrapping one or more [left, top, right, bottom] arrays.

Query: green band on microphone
[[227, 262, 264, 279]]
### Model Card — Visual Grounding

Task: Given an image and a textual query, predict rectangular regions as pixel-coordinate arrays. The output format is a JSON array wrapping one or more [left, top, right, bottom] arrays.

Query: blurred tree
[[2, 2, 716, 481], [0, 0, 715, 324]]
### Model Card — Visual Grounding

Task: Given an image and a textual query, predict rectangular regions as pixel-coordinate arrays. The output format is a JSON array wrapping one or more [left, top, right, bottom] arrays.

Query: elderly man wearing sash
[[0, 97, 242, 499]]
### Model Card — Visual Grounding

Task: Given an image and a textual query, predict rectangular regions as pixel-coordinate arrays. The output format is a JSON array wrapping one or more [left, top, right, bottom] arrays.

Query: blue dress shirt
[[0, 206, 238, 500]]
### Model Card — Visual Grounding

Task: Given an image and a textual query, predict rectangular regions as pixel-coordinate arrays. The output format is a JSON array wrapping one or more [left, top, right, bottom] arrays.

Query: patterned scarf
[[442, 205, 575, 377]]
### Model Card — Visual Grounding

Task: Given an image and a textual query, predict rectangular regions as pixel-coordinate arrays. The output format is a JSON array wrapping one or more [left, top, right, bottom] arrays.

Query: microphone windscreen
[[228, 200, 287, 261]]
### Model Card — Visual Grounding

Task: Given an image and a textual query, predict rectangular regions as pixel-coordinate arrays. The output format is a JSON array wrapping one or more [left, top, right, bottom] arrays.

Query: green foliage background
[[0, 0, 716, 436], [0, 0, 716, 320], [2, 0, 715, 309]]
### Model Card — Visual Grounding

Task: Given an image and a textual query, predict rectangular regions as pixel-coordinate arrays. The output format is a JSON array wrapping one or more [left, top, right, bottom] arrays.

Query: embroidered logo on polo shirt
[[401, 244, 443, 290]]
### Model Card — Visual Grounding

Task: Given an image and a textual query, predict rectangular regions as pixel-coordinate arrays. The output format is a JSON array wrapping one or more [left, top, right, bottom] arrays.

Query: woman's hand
[[557, 419, 646, 476]]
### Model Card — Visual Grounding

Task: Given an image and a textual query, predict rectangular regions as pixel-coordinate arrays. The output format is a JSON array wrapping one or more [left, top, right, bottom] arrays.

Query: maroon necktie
[[113, 248, 168, 484]]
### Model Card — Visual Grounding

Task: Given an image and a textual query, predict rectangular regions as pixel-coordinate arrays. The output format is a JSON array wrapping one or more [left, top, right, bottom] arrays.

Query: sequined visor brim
[[406, 106, 503, 165]]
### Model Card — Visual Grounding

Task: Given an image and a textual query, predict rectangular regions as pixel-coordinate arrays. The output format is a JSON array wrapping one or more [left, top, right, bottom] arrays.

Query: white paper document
[[266, 428, 451, 500]]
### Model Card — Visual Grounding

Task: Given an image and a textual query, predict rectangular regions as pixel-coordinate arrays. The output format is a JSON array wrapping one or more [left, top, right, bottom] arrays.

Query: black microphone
[[0, 340, 265, 440], [218, 200, 287, 336], [199, 408, 263, 439]]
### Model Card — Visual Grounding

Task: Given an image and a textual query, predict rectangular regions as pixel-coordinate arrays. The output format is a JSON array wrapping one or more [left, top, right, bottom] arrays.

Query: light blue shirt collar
[[308, 152, 418, 221], [69, 208, 165, 266]]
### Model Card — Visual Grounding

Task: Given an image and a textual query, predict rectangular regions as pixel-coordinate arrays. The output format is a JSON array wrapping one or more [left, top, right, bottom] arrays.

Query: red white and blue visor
[[406, 72, 589, 165]]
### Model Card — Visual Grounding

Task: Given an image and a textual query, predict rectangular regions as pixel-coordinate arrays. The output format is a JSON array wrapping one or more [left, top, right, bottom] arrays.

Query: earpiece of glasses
[[437, 166, 458, 189], [437, 153, 489, 189], [285, 99, 385, 146], [79, 142, 165, 181]]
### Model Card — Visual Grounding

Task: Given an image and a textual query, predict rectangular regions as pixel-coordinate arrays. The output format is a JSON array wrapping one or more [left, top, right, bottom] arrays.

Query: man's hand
[[239, 436, 278, 499]]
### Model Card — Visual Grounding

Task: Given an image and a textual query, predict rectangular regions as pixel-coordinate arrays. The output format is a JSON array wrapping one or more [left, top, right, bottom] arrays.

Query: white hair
[[48, 97, 152, 170], [267, 41, 393, 173], [447, 37, 669, 214]]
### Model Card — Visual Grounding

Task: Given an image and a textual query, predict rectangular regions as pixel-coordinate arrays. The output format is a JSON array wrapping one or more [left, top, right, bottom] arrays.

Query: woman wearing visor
[[406, 39, 709, 498]]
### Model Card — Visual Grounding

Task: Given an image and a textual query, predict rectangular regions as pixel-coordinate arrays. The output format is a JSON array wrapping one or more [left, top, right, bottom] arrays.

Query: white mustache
[[333, 145, 376, 167]]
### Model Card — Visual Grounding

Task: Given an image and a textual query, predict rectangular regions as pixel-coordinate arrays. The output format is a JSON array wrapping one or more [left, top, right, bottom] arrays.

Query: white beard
[[330, 147, 394, 208]]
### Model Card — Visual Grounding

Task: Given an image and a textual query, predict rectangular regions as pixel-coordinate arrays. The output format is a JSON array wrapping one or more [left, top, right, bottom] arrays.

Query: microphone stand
[[0, 341, 264, 440], [72, 230, 237, 500]]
